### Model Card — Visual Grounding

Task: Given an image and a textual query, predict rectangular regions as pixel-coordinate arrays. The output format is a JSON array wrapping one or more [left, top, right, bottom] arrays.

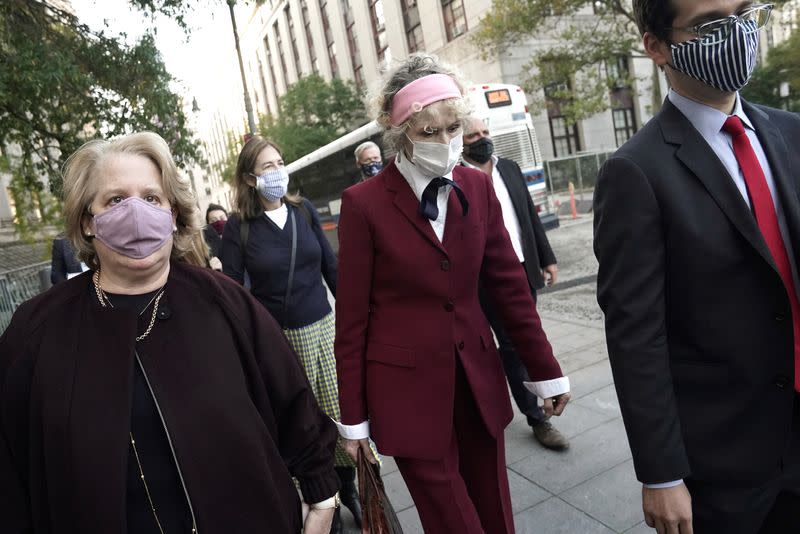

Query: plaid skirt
[[284, 311, 354, 467]]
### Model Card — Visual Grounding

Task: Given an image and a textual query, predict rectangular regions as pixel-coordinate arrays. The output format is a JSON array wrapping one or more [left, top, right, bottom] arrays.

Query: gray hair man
[[353, 141, 383, 181], [462, 115, 567, 450]]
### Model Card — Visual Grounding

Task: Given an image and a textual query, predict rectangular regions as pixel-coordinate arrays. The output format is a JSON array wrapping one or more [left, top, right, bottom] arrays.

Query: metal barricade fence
[[0, 262, 51, 333], [544, 151, 615, 194]]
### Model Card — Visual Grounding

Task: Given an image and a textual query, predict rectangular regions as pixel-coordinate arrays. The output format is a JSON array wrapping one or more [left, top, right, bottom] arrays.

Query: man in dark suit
[[594, 1, 800, 532], [462, 117, 568, 450], [50, 236, 83, 284]]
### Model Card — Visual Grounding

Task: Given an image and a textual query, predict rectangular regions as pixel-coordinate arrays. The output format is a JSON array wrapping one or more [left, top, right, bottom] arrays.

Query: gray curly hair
[[372, 54, 472, 154]]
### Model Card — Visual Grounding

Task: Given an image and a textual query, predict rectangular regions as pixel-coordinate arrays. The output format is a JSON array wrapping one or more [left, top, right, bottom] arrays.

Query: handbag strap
[[282, 208, 297, 329]]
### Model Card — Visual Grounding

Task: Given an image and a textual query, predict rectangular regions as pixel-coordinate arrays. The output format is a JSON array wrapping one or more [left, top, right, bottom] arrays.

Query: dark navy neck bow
[[419, 177, 469, 221]]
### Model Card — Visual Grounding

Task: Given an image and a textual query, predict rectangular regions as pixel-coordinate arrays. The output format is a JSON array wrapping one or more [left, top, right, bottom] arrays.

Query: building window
[[341, 0, 364, 89], [300, 0, 319, 74], [257, 57, 272, 115], [402, 0, 425, 53], [549, 117, 581, 157], [545, 81, 581, 157], [612, 108, 636, 146], [607, 55, 637, 146], [285, 5, 301, 75], [441, 0, 467, 42], [274, 21, 289, 86], [369, 0, 388, 64], [606, 55, 630, 86], [320, 0, 339, 79], [263, 36, 278, 91]]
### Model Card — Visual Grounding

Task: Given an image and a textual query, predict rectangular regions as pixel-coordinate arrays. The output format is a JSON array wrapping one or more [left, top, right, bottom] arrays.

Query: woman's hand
[[303, 507, 335, 534], [343, 437, 377, 464], [542, 392, 571, 417]]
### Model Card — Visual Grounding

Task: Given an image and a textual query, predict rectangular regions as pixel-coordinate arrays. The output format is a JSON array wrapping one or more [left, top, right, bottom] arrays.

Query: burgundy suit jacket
[[335, 161, 563, 460]]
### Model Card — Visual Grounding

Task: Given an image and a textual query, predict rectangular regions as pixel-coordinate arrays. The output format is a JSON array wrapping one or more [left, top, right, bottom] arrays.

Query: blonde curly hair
[[372, 53, 472, 154]]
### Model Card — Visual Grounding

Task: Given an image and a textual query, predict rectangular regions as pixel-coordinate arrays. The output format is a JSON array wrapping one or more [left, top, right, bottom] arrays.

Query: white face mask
[[251, 168, 290, 202], [407, 135, 464, 177]]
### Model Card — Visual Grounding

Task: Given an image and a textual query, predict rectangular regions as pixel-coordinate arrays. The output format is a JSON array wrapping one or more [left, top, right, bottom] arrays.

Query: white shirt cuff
[[524, 376, 570, 399], [335, 419, 370, 440], [644, 479, 684, 489]]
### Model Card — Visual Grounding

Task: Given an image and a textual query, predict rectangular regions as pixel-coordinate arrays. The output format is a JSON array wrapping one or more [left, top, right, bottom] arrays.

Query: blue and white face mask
[[360, 161, 383, 178], [252, 168, 290, 202], [669, 19, 760, 93]]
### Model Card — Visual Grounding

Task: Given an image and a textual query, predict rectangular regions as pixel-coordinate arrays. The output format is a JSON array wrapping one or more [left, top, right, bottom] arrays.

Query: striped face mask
[[669, 19, 760, 93]]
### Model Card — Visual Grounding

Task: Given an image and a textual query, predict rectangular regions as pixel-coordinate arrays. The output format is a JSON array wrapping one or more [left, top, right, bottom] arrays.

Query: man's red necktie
[[723, 115, 800, 392]]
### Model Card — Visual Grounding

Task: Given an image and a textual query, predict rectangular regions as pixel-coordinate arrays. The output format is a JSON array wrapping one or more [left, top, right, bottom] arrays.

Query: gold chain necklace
[[129, 432, 168, 534], [92, 269, 164, 342]]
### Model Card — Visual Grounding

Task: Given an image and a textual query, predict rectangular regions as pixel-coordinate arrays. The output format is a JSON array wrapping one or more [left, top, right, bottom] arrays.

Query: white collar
[[668, 89, 754, 139], [395, 151, 454, 201]]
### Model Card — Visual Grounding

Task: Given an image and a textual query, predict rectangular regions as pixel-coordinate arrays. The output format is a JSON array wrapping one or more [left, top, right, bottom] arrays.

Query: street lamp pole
[[227, 0, 257, 135]]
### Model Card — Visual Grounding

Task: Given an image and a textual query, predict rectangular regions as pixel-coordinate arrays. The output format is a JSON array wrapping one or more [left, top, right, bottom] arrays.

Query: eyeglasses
[[667, 3, 773, 46]]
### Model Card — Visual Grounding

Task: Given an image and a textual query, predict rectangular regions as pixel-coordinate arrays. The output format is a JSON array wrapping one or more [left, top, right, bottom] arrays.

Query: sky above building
[[69, 0, 247, 107]]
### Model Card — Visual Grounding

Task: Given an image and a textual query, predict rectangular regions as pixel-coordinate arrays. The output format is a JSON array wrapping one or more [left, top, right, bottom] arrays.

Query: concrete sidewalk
[[342, 310, 648, 534]]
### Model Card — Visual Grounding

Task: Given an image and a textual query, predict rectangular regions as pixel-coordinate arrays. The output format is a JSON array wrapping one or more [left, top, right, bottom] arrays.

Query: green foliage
[[0, 0, 203, 236], [473, 0, 793, 125], [473, 0, 641, 125], [259, 74, 367, 162], [742, 29, 800, 111]]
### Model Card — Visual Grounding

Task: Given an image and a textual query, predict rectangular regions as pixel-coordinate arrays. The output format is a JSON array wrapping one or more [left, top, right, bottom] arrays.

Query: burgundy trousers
[[394, 358, 515, 534]]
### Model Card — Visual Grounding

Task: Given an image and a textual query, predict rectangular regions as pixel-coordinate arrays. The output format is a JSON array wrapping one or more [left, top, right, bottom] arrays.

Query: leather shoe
[[532, 421, 570, 450]]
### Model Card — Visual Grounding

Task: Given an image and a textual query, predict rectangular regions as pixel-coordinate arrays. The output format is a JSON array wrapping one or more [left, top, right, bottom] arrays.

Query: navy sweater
[[220, 200, 337, 329]]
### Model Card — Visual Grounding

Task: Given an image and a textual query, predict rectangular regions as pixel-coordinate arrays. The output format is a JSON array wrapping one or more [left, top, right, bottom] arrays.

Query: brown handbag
[[357, 448, 404, 534]]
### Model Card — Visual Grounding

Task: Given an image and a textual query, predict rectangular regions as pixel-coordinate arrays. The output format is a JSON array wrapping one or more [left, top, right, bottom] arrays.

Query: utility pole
[[227, 0, 257, 135]]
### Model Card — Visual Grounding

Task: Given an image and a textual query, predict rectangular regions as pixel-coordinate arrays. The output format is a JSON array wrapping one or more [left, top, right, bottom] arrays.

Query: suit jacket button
[[458, 341, 465, 350], [444, 301, 454, 312], [775, 313, 786, 322], [775, 375, 790, 389], [157, 307, 171, 320], [440, 260, 451, 271]]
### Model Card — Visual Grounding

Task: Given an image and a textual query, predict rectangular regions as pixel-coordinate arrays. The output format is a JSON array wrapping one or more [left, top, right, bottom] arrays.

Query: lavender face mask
[[92, 197, 174, 259]]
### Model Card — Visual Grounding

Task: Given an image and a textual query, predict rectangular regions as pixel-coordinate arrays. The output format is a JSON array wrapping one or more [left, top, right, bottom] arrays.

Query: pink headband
[[389, 74, 462, 126]]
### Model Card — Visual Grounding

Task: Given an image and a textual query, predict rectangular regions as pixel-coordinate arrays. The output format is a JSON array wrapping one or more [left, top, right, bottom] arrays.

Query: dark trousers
[[480, 277, 546, 428], [686, 395, 800, 534], [394, 359, 515, 534]]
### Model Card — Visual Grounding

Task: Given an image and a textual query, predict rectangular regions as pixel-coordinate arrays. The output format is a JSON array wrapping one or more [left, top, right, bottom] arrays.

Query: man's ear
[[643, 32, 671, 68]]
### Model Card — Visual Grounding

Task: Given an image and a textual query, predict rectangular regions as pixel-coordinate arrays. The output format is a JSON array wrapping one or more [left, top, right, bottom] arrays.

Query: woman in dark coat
[[0, 132, 339, 533], [220, 136, 361, 533]]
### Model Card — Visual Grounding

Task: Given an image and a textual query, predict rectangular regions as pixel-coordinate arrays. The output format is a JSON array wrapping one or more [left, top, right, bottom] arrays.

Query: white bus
[[465, 83, 558, 229], [285, 83, 557, 247]]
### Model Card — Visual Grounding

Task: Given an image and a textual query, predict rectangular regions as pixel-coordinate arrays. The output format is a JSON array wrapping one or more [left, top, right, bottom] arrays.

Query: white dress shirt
[[647, 91, 795, 490], [462, 155, 525, 263], [336, 152, 570, 441], [396, 151, 452, 241]]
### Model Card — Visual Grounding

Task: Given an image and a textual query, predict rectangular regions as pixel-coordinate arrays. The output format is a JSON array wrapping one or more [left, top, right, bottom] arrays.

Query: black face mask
[[464, 137, 494, 164]]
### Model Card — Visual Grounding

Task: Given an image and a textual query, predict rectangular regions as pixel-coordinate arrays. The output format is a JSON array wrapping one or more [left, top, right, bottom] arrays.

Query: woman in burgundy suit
[[334, 54, 571, 533]]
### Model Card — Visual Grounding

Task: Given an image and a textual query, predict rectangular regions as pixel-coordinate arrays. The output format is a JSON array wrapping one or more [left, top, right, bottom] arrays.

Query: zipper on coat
[[134, 349, 199, 532]]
